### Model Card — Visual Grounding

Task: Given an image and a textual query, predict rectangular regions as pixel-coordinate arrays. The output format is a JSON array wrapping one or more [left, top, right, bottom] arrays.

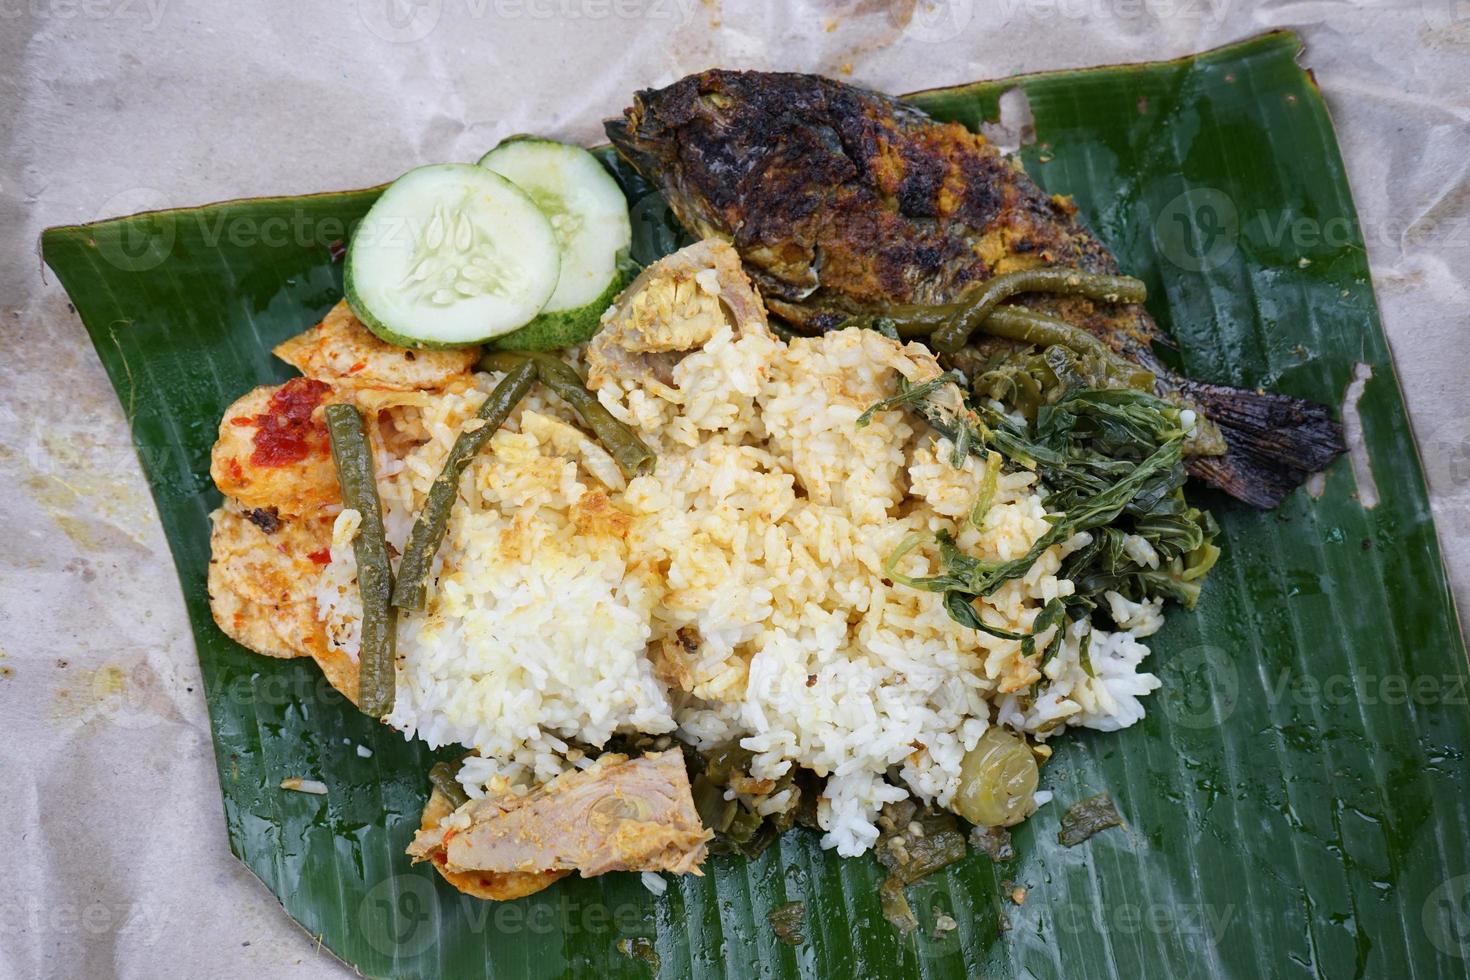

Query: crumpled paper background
[[2, 1, 1467, 977]]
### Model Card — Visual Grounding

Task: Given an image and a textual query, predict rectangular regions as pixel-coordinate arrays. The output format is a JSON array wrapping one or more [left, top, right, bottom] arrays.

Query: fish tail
[[1177, 378, 1345, 508]]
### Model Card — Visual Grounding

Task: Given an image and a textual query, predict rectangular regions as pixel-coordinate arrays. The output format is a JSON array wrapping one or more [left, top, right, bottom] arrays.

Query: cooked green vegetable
[[980, 307, 1155, 390], [767, 902, 807, 946], [943, 592, 1071, 663], [952, 727, 1040, 828], [1077, 625, 1095, 678], [391, 360, 538, 611], [836, 305, 953, 339], [1057, 792, 1125, 846], [479, 351, 656, 479], [932, 267, 1148, 353], [854, 370, 966, 429], [829, 267, 1146, 354], [686, 740, 810, 858], [908, 435, 1184, 599], [961, 339, 1227, 457], [874, 799, 969, 934], [872, 374, 1221, 630], [324, 404, 397, 718], [968, 449, 1002, 527], [428, 760, 470, 810]]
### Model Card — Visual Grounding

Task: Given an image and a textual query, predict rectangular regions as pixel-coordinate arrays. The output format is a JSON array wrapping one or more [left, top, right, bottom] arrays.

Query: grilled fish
[[607, 70, 1344, 507]]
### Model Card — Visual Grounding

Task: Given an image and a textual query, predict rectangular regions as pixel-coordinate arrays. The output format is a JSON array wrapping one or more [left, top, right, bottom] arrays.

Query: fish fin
[[1178, 378, 1345, 509]]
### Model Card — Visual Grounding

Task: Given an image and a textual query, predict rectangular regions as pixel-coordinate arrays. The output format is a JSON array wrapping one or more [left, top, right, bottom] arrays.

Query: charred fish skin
[[607, 70, 1343, 508], [606, 71, 1148, 333]]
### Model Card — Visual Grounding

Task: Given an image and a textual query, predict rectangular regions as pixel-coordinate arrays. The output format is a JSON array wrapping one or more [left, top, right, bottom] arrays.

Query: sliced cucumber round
[[478, 137, 632, 350], [345, 163, 560, 348]]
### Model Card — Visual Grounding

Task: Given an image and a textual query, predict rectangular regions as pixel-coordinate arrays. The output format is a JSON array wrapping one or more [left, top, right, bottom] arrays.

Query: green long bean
[[391, 359, 537, 612], [324, 403, 397, 719], [479, 351, 656, 479], [832, 305, 955, 339], [831, 267, 1147, 350], [932, 267, 1147, 353], [983, 307, 1155, 390], [428, 760, 471, 809]]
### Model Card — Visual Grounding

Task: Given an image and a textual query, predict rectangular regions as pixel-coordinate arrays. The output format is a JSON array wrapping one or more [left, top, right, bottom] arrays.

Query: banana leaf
[[40, 31, 1470, 979]]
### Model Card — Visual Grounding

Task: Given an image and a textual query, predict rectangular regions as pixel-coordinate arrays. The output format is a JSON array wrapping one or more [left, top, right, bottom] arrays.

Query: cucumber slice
[[478, 137, 632, 350], [345, 164, 559, 348]]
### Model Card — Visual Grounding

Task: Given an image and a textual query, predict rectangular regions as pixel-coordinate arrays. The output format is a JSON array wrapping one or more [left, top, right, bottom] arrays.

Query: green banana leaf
[[40, 30, 1470, 979]]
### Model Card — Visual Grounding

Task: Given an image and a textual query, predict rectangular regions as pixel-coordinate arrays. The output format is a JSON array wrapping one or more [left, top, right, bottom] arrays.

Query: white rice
[[316, 313, 1164, 854]]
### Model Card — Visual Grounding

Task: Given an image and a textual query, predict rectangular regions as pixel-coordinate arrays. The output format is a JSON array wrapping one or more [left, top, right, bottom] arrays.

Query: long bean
[[983, 307, 1155, 390], [480, 351, 656, 479], [931, 267, 1147, 353], [428, 759, 470, 809], [832, 305, 955, 339], [324, 404, 397, 718], [831, 268, 1146, 349], [391, 359, 537, 611]]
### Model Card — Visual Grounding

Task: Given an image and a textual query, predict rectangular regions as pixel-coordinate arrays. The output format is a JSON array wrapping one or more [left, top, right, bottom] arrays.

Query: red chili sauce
[[245, 378, 331, 467]]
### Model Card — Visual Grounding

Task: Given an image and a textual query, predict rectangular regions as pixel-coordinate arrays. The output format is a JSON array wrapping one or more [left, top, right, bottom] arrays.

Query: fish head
[[606, 70, 900, 301], [605, 75, 736, 246]]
